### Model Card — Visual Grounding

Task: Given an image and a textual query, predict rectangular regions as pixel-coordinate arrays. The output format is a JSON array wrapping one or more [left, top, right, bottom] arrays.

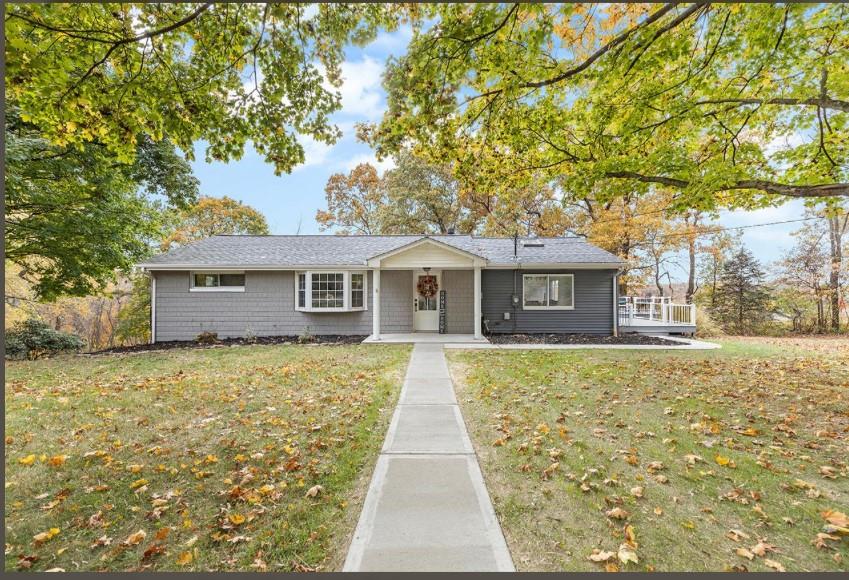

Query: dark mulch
[[487, 333, 681, 346], [86, 335, 368, 356]]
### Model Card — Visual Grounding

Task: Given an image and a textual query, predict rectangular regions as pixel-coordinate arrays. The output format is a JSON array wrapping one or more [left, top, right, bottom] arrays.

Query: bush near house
[[5, 319, 84, 360]]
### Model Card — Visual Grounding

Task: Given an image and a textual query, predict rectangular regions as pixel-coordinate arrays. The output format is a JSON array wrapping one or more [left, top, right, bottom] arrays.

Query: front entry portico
[[367, 238, 485, 341]]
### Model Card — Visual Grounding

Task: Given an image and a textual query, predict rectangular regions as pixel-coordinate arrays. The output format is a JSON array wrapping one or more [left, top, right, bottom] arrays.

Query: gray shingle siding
[[481, 269, 616, 335], [379, 270, 413, 333], [442, 270, 474, 333], [154, 270, 367, 341]]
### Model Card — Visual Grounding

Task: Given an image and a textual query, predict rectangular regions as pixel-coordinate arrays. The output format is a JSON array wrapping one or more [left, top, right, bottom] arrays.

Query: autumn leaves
[[5, 345, 409, 571], [451, 343, 848, 571]]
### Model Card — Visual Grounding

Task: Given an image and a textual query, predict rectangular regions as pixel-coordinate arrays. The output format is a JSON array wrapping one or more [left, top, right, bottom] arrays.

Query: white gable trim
[[366, 237, 487, 268]]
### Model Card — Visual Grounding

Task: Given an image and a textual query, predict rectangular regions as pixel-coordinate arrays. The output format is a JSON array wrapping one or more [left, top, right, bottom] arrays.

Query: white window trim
[[522, 273, 575, 310], [294, 270, 368, 312], [189, 271, 246, 292]]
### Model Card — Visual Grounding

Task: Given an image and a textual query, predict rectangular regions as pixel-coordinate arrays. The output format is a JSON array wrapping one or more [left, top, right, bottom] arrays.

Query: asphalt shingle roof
[[139, 235, 623, 268]]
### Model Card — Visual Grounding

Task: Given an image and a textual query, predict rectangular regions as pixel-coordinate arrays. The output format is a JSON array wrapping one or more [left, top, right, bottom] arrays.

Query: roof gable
[[367, 237, 486, 268]]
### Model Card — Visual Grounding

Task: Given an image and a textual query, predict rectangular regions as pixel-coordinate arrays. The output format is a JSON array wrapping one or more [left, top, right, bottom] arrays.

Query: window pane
[[523, 275, 548, 307], [193, 273, 218, 287], [219, 273, 245, 287], [311, 272, 344, 308], [298, 274, 306, 308], [351, 273, 364, 308], [549, 275, 572, 307]]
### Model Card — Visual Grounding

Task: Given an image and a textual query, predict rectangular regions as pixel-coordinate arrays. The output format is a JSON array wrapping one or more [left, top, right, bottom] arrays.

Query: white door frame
[[413, 269, 441, 332]]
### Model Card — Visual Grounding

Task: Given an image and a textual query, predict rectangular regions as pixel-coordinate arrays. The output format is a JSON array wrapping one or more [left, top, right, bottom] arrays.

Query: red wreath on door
[[417, 275, 439, 298]]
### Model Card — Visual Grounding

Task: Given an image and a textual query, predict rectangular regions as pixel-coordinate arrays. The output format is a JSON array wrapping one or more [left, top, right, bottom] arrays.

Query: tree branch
[[693, 96, 849, 113], [603, 171, 849, 198]]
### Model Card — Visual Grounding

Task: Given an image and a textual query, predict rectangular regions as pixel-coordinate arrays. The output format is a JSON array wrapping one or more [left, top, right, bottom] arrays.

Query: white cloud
[[293, 135, 335, 171], [367, 26, 414, 54], [323, 57, 386, 120], [341, 153, 396, 174]]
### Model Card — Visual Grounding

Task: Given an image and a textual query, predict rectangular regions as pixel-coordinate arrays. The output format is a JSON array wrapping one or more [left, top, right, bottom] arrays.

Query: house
[[138, 234, 631, 342]]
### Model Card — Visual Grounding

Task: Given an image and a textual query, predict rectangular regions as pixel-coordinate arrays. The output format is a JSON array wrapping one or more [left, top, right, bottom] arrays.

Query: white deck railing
[[619, 296, 696, 327]]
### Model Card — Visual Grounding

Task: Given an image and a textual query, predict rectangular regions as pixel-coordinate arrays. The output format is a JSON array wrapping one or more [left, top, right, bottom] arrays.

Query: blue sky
[[189, 25, 800, 279]]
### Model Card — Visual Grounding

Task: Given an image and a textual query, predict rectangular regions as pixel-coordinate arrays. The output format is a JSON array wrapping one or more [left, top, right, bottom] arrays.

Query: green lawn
[[5, 343, 410, 572], [448, 337, 849, 572]]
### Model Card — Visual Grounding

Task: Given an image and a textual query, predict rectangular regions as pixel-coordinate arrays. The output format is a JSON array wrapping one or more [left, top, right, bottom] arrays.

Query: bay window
[[295, 271, 367, 312], [522, 273, 574, 309]]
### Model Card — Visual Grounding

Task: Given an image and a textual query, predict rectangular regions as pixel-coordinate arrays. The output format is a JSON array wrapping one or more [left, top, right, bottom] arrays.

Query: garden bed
[[89, 335, 368, 355], [487, 333, 679, 346]]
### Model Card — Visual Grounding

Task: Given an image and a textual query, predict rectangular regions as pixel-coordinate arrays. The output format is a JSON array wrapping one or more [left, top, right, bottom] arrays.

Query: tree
[[317, 153, 478, 235], [382, 151, 476, 234], [712, 247, 773, 334], [115, 273, 151, 345], [366, 3, 849, 214], [825, 206, 849, 331], [162, 196, 270, 250], [778, 219, 830, 332], [6, 3, 402, 174], [4, 110, 198, 300], [317, 163, 387, 235]]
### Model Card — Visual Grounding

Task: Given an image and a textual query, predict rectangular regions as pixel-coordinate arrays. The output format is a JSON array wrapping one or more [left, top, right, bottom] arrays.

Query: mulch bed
[[86, 335, 368, 356], [487, 333, 681, 346]]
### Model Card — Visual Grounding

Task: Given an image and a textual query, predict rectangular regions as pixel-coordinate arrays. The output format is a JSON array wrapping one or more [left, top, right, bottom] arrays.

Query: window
[[351, 273, 364, 308], [522, 274, 573, 309], [312, 272, 344, 308], [190, 272, 245, 292], [297, 273, 306, 309], [295, 271, 367, 312]]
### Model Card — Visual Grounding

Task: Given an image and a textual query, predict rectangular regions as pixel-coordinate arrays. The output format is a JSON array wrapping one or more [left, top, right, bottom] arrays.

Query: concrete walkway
[[343, 343, 514, 572]]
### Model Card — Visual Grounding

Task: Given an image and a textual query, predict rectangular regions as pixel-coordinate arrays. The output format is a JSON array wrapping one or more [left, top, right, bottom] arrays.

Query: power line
[[648, 216, 820, 241]]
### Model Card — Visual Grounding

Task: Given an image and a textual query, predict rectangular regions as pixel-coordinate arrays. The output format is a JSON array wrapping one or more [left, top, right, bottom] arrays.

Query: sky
[[188, 24, 801, 279]]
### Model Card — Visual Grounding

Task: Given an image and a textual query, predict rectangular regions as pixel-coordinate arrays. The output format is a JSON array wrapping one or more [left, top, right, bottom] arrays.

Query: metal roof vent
[[522, 240, 545, 248]]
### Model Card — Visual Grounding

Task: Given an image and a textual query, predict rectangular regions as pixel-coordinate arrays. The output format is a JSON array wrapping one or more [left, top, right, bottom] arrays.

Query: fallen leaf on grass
[[822, 510, 849, 528], [715, 454, 736, 468], [618, 543, 638, 565], [736, 547, 755, 560], [764, 559, 785, 572], [228, 514, 246, 525], [47, 455, 68, 467], [121, 529, 146, 546], [19, 455, 36, 466], [813, 533, 839, 549], [727, 529, 750, 542], [750, 540, 779, 557], [305, 484, 324, 498], [176, 551, 193, 566], [588, 549, 615, 562], [606, 507, 629, 520], [33, 528, 60, 544], [630, 486, 644, 498], [90, 535, 112, 548]]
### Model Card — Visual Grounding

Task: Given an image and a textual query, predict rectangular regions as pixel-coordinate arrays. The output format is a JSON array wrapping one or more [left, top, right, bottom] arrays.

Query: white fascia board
[[138, 264, 365, 271], [484, 262, 624, 270]]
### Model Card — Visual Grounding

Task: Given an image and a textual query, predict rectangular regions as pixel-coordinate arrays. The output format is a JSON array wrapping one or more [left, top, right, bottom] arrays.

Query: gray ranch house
[[139, 234, 695, 342]]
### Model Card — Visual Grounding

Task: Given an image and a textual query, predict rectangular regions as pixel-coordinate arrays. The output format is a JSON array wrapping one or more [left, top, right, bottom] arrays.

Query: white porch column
[[473, 266, 482, 339], [372, 268, 381, 340]]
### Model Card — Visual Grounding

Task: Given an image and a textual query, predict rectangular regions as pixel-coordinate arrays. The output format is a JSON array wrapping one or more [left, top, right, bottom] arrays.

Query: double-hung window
[[522, 274, 574, 309], [295, 271, 367, 312], [190, 271, 246, 292]]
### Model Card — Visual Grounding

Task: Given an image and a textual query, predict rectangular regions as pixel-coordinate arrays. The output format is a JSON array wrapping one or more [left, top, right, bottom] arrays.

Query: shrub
[[195, 331, 219, 344], [298, 326, 315, 344], [5, 319, 85, 360]]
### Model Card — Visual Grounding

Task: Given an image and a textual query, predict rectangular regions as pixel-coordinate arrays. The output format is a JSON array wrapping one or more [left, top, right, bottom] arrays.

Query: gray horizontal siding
[[482, 269, 616, 335], [380, 270, 413, 333], [442, 270, 474, 333], [154, 270, 377, 341]]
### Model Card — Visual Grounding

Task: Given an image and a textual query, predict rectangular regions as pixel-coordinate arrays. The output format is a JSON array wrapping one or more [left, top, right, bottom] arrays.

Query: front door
[[413, 270, 440, 332]]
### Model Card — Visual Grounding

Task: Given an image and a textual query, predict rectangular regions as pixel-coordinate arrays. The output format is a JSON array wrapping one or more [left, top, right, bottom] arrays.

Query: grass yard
[[448, 337, 849, 572], [5, 343, 410, 572]]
